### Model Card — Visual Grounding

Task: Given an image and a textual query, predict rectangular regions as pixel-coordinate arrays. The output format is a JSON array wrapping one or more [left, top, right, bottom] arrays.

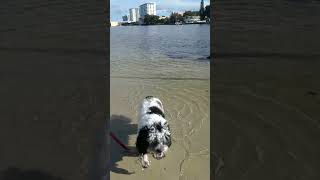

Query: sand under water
[[110, 25, 210, 179], [110, 78, 210, 179]]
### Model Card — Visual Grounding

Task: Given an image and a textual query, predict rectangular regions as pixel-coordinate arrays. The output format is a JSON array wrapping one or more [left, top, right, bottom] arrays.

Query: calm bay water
[[111, 25, 210, 79]]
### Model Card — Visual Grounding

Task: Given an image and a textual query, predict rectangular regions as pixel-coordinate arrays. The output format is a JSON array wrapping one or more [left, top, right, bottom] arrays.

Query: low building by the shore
[[110, 21, 120, 26], [184, 16, 201, 24], [159, 16, 167, 20], [172, 11, 184, 16]]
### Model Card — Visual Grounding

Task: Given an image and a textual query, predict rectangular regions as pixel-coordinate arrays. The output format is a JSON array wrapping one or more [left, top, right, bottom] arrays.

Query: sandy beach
[[110, 78, 210, 179]]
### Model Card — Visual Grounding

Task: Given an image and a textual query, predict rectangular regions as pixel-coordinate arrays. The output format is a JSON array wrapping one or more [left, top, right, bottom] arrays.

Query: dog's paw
[[142, 159, 150, 168], [141, 154, 150, 168]]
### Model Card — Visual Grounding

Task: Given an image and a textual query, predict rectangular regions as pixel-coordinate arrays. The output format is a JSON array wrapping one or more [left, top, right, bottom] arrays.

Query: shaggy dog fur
[[136, 96, 172, 168]]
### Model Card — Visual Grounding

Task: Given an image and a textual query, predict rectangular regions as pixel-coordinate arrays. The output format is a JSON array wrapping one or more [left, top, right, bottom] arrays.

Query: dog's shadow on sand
[[110, 115, 138, 175]]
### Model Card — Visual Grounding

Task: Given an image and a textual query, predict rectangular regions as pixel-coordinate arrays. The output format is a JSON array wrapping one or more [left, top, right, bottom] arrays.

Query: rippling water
[[111, 25, 210, 79], [110, 25, 210, 180]]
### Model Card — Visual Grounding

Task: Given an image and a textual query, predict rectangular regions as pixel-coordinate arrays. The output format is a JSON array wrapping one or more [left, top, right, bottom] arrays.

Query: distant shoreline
[[110, 23, 210, 27]]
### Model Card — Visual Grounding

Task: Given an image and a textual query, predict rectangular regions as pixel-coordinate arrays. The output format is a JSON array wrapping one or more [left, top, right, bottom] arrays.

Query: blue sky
[[111, 0, 210, 21]]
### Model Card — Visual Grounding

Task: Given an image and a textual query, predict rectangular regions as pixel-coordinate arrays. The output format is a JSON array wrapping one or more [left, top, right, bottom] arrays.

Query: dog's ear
[[164, 123, 172, 147], [165, 133, 172, 147], [136, 127, 149, 154], [147, 106, 165, 118], [155, 99, 164, 110], [145, 96, 153, 99]]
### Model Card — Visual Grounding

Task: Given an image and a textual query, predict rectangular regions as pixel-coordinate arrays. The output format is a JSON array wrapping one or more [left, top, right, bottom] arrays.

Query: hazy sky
[[111, 0, 210, 21]]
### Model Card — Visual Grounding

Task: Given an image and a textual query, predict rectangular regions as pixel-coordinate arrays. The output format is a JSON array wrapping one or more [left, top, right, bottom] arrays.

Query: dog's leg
[[141, 154, 150, 168]]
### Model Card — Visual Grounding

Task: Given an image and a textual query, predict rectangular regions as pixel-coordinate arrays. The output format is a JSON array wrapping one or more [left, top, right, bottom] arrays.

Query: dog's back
[[137, 96, 165, 133], [139, 96, 164, 118]]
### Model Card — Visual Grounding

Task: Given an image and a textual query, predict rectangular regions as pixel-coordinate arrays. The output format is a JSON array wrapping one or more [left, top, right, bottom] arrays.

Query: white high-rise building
[[129, 8, 139, 22], [139, 2, 156, 20]]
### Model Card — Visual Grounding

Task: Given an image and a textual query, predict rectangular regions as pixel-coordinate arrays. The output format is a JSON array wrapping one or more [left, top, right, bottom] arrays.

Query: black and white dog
[[136, 96, 172, 168]]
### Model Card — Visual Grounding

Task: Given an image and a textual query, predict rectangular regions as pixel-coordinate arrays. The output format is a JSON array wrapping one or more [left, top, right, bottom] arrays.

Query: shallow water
[[110, 25, 210, 179]]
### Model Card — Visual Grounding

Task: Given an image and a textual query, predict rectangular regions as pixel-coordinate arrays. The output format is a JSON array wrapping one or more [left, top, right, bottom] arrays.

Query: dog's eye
[[150, 140, 159, 147], [156, 124, 162, 132]]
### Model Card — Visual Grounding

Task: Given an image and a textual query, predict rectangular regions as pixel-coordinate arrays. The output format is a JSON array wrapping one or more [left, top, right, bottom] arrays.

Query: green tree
[[183, 11, 199, 17], [199, 0, 205, 20], [143, 15, 159, 25], [169, 13, 183, 24], [205, 5, 210, 19]]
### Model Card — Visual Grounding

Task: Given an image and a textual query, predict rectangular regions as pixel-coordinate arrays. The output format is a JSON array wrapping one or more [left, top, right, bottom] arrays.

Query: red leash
[[109, 132, 130, 151]]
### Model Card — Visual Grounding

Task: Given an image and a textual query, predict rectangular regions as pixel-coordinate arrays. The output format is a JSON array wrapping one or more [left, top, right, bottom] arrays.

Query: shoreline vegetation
[[110, 5, 210, 27], [119, 22, 210, 26]]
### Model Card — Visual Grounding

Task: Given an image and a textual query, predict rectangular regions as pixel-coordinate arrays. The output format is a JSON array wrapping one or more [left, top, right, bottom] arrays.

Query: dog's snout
[[156, 149, 162, 153]]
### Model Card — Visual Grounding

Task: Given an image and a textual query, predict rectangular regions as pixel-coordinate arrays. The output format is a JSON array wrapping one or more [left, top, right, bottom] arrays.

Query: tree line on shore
[[139, 5, 210, 25]]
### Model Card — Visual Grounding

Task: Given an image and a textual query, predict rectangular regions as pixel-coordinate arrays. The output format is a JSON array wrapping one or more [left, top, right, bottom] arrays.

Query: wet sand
[[110, 78, 210, 179], [212, 59, 320, 179]]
